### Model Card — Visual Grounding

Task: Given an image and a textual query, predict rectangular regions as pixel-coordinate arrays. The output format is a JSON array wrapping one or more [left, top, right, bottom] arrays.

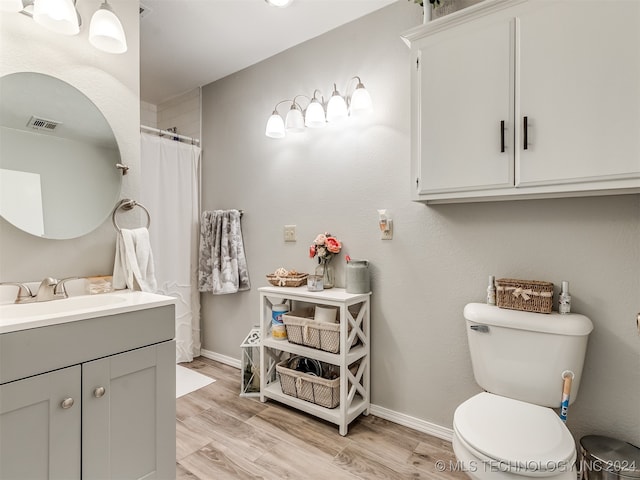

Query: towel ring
[[112, 199, 151, 233]]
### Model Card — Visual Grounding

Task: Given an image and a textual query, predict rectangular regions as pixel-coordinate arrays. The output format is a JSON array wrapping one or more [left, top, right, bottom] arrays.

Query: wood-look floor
[[177, 357, 467, 480]]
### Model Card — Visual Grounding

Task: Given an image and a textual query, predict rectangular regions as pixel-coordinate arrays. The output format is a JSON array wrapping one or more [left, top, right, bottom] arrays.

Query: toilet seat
[[453, 393, 576, 477]]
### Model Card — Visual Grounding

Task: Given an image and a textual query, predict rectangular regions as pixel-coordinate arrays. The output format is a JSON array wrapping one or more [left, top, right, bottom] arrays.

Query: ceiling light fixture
[[265, 76, 373, 139], [15, 0, 128, 53], [264, 0, 293, 7]]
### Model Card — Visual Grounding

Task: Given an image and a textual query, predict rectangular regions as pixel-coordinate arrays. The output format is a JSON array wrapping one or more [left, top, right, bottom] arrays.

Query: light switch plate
[[284, 225, 296, 242]]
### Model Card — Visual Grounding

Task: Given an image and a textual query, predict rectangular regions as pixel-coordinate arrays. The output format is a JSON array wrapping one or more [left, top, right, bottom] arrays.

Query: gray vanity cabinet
[[0, 366, 82, 479], [83, 341, 175, 479], [0, 304, 176, 480]]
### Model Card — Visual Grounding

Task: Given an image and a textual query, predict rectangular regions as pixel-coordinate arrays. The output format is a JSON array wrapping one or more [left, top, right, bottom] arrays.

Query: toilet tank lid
[[464, 303, 594, 336]]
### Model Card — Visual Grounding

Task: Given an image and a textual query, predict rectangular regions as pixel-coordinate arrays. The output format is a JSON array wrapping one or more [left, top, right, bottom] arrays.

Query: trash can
[[580, 435, 640, 480]]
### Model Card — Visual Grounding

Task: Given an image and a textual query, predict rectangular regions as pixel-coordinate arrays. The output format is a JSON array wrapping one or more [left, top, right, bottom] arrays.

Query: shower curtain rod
[[140, 124, 200, 146]]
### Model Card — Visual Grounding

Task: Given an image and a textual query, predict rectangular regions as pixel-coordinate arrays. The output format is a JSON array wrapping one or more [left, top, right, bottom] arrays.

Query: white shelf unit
[[258, 286, 371, 436]]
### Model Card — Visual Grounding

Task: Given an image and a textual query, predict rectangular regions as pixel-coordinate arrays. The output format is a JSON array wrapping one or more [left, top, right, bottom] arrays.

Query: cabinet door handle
[[523, 116, 529, 150], [500, 120, 505, 153], [93, 386, 106, 398], [61, 397, 74, 409]]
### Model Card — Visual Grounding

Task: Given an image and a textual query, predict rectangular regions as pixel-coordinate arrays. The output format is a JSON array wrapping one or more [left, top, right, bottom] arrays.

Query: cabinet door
[[517, 0, 640, 186], [0, 366, 81, 479], [415, 13, 515, 194], [82, 341, 176, 480]]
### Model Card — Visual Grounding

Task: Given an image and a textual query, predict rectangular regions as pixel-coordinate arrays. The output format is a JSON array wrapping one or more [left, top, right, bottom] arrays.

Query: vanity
[[0, 291, 176, 480]]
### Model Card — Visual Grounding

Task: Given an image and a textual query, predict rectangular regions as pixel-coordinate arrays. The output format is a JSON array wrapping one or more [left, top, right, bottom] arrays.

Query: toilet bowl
[[454, 303, 594, 480], [452, 393, 576, 480]]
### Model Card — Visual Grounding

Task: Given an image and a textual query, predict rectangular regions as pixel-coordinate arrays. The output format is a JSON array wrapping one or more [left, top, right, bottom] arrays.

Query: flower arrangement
[[309, 232, 342, 263]]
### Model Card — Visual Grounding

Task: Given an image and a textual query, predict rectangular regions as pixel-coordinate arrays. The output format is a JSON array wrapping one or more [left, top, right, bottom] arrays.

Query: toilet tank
[[463, 303, 594, 408]]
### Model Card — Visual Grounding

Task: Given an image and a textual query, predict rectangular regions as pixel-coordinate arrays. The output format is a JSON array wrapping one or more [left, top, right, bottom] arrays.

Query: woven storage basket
[[276, 360, 340, 408], [283, 309, 356, 354], [496, 278, 554, 314], [266, 272, 308, 287]]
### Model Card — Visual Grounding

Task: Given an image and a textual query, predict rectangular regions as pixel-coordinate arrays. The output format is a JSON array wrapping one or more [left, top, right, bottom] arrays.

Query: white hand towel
[[113, 227, 157, 292]]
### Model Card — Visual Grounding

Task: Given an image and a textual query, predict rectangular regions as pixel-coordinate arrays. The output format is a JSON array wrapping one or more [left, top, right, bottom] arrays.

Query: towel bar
[[112, 199, 151, 233]]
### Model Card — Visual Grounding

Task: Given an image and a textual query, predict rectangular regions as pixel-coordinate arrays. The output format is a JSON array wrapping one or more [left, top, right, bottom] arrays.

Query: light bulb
[[305, 98, 326, 128], [265, 0, 293, 7], [89, 1, 127, 54], [285, 104, 305, 133], [33, 0, 80, 35], [350, 84, 373, 116], [326, 84, 348, 123], [265, 111, 285, 138]]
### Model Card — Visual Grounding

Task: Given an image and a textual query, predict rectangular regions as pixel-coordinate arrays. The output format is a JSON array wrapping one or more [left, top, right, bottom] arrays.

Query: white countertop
[[0, 290, 176, 334]]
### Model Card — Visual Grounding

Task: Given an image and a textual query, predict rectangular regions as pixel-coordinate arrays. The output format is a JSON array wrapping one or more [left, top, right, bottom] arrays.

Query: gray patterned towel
[[198, 210, 250, 294]]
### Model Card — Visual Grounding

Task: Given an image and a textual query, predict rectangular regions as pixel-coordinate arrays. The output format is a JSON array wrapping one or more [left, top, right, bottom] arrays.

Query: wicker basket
[[276, 360, 340, 408], [283, 309, 350, 354], [266, 272, 308, 287], [496, 278, 554, 314]]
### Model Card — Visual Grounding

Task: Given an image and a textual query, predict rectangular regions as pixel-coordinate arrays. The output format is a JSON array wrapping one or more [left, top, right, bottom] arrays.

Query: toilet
[[453, 303, 594, 479]]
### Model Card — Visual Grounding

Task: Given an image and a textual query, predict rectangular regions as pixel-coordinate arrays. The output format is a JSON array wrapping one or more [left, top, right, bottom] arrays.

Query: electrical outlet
[[284, 225, 296, 242], [381, 220, 393, 240]]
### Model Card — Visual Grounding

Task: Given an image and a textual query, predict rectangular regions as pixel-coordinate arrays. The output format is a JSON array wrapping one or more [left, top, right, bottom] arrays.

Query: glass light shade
[[0, 0, 24, 12], [33, 0, 80, 35], [89, 2, 127, 54], [285, 105, 305, 133], [265, 111, 285, 138], [265, 0, 293, 7], [326, 93, 348, 123], [305, 100, 326, 128], [350, 86, 373, 116]]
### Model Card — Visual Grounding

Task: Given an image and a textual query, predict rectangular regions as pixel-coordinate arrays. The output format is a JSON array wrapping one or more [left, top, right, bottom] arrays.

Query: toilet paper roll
[[314, 305, 338, 323]]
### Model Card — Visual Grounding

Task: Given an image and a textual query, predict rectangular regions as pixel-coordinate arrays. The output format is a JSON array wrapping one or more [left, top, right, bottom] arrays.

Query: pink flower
[[325, 236, 341, 254], [314, 233, 327, 245], [310, 232, 342, 262]]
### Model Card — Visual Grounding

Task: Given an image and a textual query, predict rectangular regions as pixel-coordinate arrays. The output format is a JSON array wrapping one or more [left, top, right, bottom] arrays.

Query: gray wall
[[0, 1, 140, 282], [201, 2, 640, 445]]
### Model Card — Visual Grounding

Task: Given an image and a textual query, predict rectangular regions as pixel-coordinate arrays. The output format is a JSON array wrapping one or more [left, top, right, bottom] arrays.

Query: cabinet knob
[[61, 397, 74, 409], [93, 386, 106, 398]]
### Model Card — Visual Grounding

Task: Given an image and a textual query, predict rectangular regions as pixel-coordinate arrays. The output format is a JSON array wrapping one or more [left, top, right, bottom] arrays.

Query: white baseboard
[[200, 348, 241, 369], [199, 349, 454, 442], [368, 404, 454, 442]]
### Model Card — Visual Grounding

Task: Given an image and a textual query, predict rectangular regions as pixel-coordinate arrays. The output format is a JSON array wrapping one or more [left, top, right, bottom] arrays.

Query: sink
[[1, 294, 127, 318], [0, 291, 176, 334]]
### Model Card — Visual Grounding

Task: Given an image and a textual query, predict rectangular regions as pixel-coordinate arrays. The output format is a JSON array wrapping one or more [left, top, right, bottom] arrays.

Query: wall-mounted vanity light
[[285, 96, 306, 133], [267, 76, 373, 139], [7, 0, 128, 54], [265, 100, 289, 139], [305, 90, 327, 129], [264, 0, 293, 7]]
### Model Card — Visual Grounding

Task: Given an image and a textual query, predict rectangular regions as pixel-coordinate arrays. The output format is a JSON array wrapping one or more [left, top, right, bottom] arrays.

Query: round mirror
[[0, 72, 122, 239]]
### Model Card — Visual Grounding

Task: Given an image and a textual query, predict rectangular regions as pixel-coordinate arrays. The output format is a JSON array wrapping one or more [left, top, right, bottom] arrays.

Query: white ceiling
[[139, 0, 398, 105]]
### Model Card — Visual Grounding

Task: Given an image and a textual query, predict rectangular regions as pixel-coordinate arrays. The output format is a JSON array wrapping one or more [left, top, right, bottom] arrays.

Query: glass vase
[[315, 259, 335, 289]]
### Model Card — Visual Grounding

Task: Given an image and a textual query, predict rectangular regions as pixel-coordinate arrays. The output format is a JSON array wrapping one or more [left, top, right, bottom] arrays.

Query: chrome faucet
[[0, 277, 79, 303], [35, 277, 60, 302]]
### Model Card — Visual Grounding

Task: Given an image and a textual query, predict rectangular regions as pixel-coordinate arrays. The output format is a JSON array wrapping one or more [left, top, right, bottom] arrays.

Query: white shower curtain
[[140, 133, 201, 363]]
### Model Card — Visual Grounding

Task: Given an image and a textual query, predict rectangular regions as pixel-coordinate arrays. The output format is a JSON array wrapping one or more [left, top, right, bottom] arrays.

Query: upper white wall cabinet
[[402, 0, 640, 203]]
